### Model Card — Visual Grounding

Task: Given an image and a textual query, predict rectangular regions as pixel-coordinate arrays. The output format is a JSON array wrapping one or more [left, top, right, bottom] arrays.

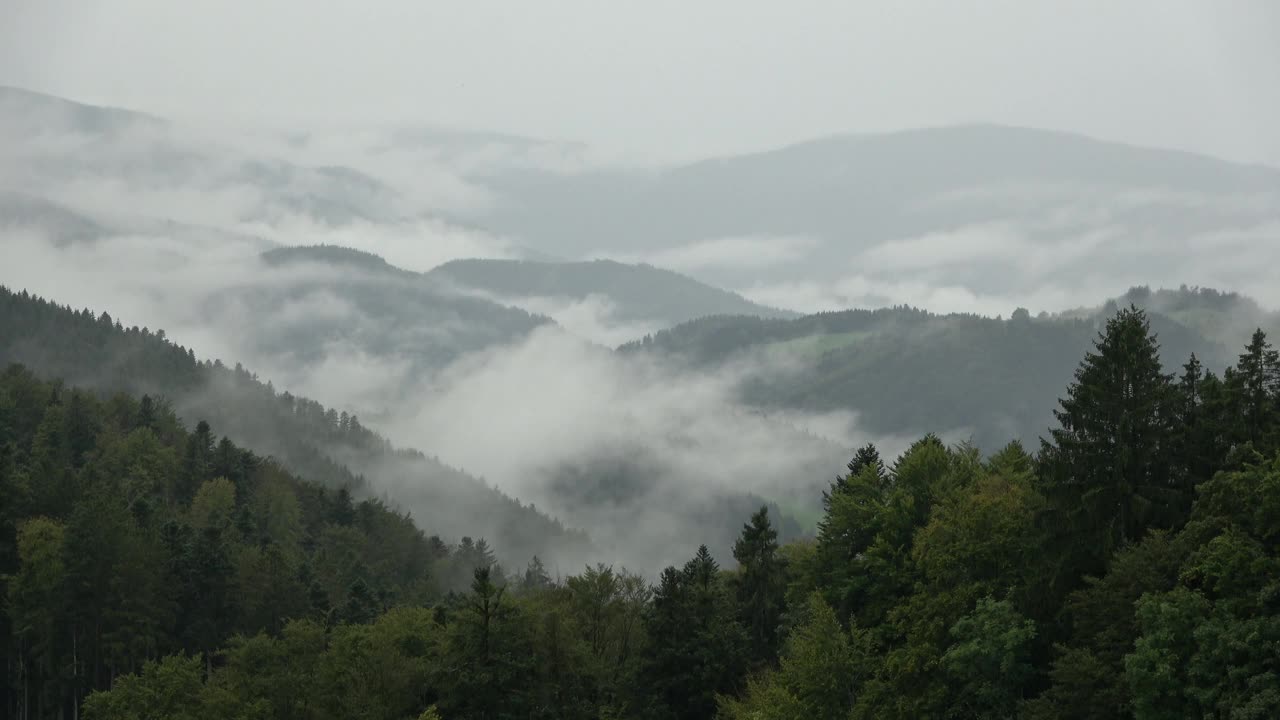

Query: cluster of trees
[[3, 302, 1280, 718], [0, 365, 517, 717], [719, 308, 1280, 719]]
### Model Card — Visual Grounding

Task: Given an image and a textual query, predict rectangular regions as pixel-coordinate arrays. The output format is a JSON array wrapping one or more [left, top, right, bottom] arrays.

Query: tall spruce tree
[[1039, 306, 1180, 579], [830, 443, 887, 496], [732, 506, 786, 666], [1232, 328, 1280, 450], [643, 546, 748, 720]]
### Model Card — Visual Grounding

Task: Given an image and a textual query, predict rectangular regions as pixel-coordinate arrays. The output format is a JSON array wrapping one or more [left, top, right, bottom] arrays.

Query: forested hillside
[[621, 289, 1249, 450], [256, 245, 552, 370], [0, 286, 589, 565], [427, 258, 795, 329], [0, 365, 513, 717], [4, 305, 1279, 718]]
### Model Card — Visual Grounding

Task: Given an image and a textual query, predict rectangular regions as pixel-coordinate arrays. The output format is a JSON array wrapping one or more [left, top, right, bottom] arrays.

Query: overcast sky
[[3, 0, 1279, 165]]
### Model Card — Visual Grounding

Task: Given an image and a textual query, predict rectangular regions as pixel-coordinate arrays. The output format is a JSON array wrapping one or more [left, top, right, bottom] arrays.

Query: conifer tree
[[1232, 328, 1280, 449], [522, 556, 552, 592], [830, 443, 886, 495], [1040, 306, 1180, 579], [732, 506, 786, 666]]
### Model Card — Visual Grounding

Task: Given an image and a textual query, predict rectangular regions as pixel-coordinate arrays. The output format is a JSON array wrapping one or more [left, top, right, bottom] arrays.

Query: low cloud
[[603, 234, 821, 274], [738, 185, 1280, 316], [490, 294, 662, 348], [3, 225, 910, 570], [385, 325, 899, 568]]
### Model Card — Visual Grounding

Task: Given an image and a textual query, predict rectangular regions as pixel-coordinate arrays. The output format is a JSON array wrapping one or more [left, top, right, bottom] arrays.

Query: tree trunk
[[72, 629, 78, 720]]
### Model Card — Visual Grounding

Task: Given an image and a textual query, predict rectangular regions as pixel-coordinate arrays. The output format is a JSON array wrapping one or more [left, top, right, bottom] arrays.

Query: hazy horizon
[[5, 1, 1280, 167]]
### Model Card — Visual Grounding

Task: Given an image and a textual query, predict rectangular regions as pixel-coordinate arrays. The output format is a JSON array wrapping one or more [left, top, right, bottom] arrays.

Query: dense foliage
[[0, 366, 461, 717], [4, 303, 1280, 718]]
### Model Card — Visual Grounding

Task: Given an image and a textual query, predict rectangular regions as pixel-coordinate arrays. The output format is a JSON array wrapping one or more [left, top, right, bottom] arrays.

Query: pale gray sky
[[3, 0, 1279, 165]]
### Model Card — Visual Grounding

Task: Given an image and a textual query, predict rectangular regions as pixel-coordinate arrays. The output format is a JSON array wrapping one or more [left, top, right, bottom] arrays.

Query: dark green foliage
[[0, 366, 452, 717], [7, 302, 1280, 719], [1231, 328, 1280, 450], [718, 594, 864, 720], [1039, 307, 1183, 582], [731, 506, 787, 667], [940, 596, 1037, 720], [642, 546, 749, 719]]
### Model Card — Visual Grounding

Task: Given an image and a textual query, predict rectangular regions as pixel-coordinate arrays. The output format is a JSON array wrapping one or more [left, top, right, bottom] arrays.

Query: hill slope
[[621, 287, 1268, 450], [255, 245, 553, 373], [0, 285, 590, 565], [428, 257, 796, 333]]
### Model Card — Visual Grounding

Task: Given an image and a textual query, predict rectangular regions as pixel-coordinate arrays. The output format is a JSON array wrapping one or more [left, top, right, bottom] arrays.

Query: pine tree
[[1232, 329, 1280, 449], [1039, 306, 1180, 579], [847, 444, 885, 480], [437, 565, 535, 719], [732, 506, 786, 666], [330, 487, 356, 527], [830, 443, 886, 495], [337, 577, 380, 625], [522, 556, 552, 592], [644, 547, 748, 720], [137, 395, 156, 430], [179, 421, 215, 504], [1168, 355, 1210, 516]]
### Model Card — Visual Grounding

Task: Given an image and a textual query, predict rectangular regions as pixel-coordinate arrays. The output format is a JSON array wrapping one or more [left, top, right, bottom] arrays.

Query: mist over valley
[[3, 7, 1279, 714]]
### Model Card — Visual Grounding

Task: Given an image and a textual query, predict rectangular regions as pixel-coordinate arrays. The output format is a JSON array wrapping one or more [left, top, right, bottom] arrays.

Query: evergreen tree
[[522, 555, 552, 592], [336, 577, 381, 625], [732, 506, 786, 666], [847, 443, 885, 481], [1039, 306, 1181, 580], [1231, 329, 1280, 450], [831, 443, 886, 495], [180, 420, 215, 504], [438, 565, 536, 719], [136, 395, 156, 430], [643, 546, 748, 720]]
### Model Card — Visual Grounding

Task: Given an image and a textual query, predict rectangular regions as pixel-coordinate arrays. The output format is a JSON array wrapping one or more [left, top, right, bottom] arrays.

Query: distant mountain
[[0, 191, 106, 245], [621, 286, 1267, 451], [472, 124, 1280, 257], [253, 244, 553, 374], [461, 125, 1280, 309], [427, 258, 796, 331], [0, 85, 411, 229], [0, 84, 165, 135]]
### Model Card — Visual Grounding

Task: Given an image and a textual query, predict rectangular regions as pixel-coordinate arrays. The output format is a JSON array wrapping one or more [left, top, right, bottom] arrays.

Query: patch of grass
[[764, 330, 871, 358]]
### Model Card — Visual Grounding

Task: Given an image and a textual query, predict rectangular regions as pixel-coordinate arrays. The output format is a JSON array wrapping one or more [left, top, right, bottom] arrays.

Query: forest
[[2, 302, 1279, 719]]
